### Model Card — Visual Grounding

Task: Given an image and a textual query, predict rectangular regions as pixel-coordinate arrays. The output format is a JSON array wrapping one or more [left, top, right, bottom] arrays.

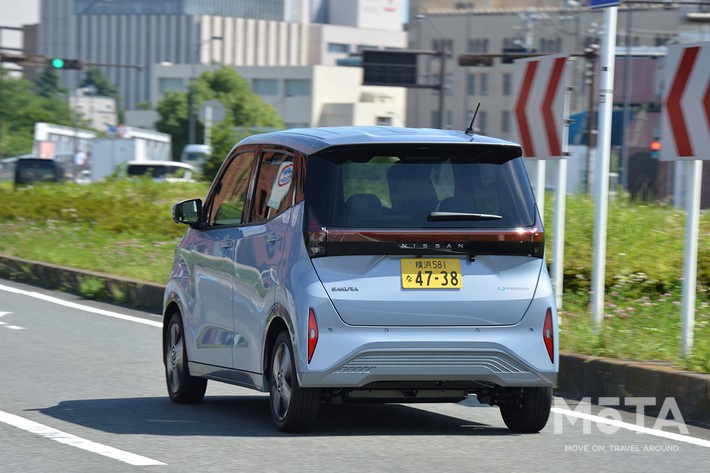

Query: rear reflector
[[543, 307, 554, 364], [308, 308, 318, 363]]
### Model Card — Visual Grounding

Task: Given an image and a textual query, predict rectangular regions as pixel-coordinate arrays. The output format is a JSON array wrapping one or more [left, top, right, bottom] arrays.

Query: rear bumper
[[298, 341, 558, 389]]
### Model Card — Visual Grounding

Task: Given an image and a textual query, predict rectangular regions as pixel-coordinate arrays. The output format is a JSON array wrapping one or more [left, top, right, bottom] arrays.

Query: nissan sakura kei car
[[163, 126, 558, 433]]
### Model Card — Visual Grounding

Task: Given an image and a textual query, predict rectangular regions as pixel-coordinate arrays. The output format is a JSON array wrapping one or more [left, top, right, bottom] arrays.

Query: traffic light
[[458, 54, 495, 67], [49, 57, 83, 70], [501, 47, 538, 64], [650, 139, 662, 159]]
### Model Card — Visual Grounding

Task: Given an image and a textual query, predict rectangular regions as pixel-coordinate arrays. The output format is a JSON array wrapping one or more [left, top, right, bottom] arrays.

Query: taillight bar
[[321, 226, 545, 258], [304, 206, 544, 258]]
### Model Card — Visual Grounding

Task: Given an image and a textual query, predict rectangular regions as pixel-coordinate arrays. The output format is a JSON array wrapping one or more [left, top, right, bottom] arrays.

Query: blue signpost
[[589, 0, 621, 9]]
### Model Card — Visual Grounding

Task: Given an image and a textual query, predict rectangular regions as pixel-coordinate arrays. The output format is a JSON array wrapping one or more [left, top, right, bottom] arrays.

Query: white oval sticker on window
[[267, 162, 293, 209]]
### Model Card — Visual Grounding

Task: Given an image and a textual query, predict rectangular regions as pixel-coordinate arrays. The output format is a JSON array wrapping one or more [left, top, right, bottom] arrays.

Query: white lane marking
[[0, 284, 162, 328], [552, 407, 710, 448], [0, 410, 165, 466], [0, 312, 24, 329]]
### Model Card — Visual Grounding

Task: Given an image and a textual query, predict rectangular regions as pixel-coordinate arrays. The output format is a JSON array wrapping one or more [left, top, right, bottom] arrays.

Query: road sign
[[200, 100, 225, 122], [659, 42, 710, 357], [513, 54, 568, 159], [362, 49, 419, 87], [589, 0, 621, 9], [660, 42, 710, 161]]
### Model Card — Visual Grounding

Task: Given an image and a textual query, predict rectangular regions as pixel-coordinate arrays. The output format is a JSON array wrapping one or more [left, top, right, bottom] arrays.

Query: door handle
[[220, 240, 234, 249], [267, 233, 281, 243]]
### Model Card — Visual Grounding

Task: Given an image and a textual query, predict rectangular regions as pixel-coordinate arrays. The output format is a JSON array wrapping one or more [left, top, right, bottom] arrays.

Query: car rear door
[[231, 149, 296, 373]]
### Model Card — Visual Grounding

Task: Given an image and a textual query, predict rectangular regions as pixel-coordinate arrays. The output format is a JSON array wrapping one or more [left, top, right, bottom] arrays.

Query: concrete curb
[[0, 254, 164, 313], [1, 254, 708, 428], [558, 352, 710, 428]]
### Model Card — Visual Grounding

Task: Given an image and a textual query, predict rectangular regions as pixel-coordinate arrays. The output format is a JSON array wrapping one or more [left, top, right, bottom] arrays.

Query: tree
[[80, 66, 123, 122], [80, 67, 119, 100], [0, 70, 73, 158], [34, 66, 66, 99], [156, 91, 192, 161], [156, 67, 284, 180]]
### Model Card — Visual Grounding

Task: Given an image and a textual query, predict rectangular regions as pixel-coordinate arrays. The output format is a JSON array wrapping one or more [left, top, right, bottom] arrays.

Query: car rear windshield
[[305, 144, 536, 229], [16, 160, 61, 184]]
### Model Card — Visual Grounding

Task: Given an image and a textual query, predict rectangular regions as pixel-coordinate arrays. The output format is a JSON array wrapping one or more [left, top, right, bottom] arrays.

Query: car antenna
[[464, 103, 481, 136]]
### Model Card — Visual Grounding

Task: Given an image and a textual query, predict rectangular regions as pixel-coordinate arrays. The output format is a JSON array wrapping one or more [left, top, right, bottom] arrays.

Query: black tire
[[165, 313, 207, 403], [499, 386, 552, 433], [269, 331, 320, 432]]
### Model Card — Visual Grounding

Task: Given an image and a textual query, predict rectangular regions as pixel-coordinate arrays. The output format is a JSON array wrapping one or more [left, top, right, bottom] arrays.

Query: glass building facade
[[75, 0, 286, 20]]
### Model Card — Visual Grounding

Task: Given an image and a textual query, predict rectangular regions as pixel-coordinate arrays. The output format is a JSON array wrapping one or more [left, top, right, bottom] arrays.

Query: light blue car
[[163, 126, 558, 432]]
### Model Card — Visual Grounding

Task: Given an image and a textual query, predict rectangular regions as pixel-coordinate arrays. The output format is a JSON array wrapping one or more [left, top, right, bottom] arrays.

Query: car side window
[[208, 151, 256, 226], [247, 150, 294, 224]]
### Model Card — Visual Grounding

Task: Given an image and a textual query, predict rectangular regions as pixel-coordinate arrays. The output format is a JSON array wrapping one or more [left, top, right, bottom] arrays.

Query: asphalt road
[[1, 279, 709, 472]]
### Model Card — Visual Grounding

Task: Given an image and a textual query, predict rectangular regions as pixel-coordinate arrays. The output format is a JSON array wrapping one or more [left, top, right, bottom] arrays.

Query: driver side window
[[208, 151, 256, 226]]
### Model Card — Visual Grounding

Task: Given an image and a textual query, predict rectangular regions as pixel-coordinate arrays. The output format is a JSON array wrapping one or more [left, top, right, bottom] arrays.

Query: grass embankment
[[0, 181, 708, 372]]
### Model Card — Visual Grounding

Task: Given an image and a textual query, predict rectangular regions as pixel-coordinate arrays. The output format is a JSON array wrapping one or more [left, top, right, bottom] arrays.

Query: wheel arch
[[162, 299, 182, 361], [263, 304, 292, 382]]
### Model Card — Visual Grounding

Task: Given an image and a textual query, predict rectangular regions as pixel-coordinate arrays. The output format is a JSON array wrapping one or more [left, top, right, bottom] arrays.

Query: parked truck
[[86, 128, 172, 181]]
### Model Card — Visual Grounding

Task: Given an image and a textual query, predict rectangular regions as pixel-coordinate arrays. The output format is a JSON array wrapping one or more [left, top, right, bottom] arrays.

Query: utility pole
[[416, 14, 450, 129]]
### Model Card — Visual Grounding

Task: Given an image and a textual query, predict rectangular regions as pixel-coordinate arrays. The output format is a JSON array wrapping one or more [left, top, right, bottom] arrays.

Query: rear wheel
[[165, 313, 207, 403], [499, 386, 552, 433], [269, 331, 320, 432]]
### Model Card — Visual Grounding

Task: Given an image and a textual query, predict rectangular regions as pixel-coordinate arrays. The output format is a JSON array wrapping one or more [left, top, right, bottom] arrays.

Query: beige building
[[151, 63, 406, 129], [70, 88, 118, 132]]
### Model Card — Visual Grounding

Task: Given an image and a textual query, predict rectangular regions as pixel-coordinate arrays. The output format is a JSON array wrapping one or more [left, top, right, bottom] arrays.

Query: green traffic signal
[[48, 57, 82, 70]]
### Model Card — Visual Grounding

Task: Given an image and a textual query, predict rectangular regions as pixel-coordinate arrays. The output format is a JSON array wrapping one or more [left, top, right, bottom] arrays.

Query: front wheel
[[499, 386, 552, 433], [165, 313, 207, 403], [269, 331, 320, 432]]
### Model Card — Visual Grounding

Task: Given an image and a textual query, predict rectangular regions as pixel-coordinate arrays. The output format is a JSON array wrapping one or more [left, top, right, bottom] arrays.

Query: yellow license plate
[[400, 258, 462, 289]]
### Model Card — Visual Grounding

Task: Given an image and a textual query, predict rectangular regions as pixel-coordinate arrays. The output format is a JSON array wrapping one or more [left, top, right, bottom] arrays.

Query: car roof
[[234, 126, 522, 155], [127, 160, 195, 170], [182, 144, 211, 152]]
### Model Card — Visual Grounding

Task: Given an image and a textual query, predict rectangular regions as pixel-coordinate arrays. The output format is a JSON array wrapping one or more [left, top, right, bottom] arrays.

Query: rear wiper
[[427, 211, 503, 221]]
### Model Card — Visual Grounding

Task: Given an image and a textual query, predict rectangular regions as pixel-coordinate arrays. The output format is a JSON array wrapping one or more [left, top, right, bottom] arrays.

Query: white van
[[180, 144, 211, 173], [126, 160, 195, 182]]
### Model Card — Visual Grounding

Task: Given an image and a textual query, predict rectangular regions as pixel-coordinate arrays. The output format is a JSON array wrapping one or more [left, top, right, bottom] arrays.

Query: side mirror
[[172, 199, 203, 226]]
